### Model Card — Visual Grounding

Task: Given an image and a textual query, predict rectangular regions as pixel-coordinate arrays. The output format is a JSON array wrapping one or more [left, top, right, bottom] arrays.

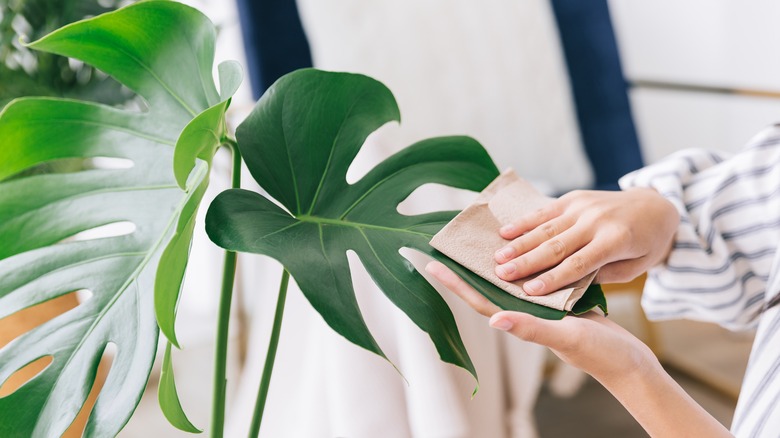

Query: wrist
[[593, 343, 662, 390]]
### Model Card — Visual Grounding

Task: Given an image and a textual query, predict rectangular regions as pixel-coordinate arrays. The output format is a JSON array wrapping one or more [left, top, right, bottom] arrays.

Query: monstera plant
[[0, 1, 606, 436]]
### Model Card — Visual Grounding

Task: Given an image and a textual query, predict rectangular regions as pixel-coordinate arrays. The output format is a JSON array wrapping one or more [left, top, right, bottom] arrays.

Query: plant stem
[[210, 140, 241, 438], [248, 269, 290, 438]]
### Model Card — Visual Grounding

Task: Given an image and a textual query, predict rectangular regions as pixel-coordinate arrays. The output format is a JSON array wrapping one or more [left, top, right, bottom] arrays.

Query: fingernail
[[490, 318, 514, 331], [496, 263, 516, 277], [500, 224, 515, 234], [524, 279, 544, 294], [495, 247, 515, 261]]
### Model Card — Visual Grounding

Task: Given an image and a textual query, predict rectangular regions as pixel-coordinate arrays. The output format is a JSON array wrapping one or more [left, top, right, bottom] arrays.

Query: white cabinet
[[608, 1, 780, 162], [631, 88, 780, 163], [609, 0, 780, 91]]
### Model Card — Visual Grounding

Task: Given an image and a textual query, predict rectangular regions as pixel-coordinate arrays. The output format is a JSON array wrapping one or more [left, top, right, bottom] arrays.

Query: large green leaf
[[0, 2, 239, 436], [205, 69, 480, 380], [206, 69, 605, 383]]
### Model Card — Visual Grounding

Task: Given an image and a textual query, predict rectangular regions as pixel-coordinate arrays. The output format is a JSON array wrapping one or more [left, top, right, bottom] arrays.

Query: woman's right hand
[[493, 187, 680, 296]]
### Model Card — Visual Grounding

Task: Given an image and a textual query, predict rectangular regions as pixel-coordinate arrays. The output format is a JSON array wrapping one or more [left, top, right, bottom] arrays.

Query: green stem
[[210, 139, 241, 438], [248, 269, 290, 438]]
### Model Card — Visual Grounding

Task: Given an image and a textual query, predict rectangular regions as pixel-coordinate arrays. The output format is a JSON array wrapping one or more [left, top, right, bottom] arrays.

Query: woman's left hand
[[425, 260, 658, 386], [425, 260, 733, 437]]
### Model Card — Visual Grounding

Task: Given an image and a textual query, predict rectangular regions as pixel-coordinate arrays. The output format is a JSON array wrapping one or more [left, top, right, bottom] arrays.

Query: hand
[[425, 261, 658, 385], [493, 188, 679, 295], [426, 260, 732, 437]]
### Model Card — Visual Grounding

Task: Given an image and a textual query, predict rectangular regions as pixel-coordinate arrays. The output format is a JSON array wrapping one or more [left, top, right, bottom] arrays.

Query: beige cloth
[[430, 170, 596, 311]]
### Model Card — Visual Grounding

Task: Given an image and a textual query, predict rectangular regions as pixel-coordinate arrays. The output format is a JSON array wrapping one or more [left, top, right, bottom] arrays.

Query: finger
[[499, 201, 565, 239], [495, 225, 588, 281], [495, 215, 576, 264], [425, 261, 501, 317], [488, 311, 579, 352], [521, 242, 610, 295]]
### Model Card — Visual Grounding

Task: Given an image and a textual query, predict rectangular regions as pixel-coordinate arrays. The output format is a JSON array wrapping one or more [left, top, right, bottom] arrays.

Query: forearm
[[597, 358, 732, 437]]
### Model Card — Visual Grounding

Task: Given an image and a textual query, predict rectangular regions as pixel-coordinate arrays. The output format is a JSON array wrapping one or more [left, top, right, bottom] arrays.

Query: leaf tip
[[162, 328, 182, 350], [159, 343, 202, 433], [470, 381, 480, 399], [173, 166, 190, 191]]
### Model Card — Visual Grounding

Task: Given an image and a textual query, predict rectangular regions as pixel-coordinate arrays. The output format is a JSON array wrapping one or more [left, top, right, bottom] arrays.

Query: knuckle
[[534, 207, 550, 222], [509, 238, 526, 254], [560, 190, 577, 201], [475, 302, 494, 317], [540, 222, 557, 239], [547, 239, 567, 257], [562, 189, 586, 202], [498, 261, 520, 279], [537, 271, 555, 288], [519, 255, 537, 271], [611, 224, 633, 241], [567, 255, 589, 275], [587, 245, 607, 266], [517, 324, 538, 344]]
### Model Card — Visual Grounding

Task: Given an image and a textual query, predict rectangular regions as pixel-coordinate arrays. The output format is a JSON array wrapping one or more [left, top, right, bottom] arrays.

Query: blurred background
[[2, 0, 779, 436]]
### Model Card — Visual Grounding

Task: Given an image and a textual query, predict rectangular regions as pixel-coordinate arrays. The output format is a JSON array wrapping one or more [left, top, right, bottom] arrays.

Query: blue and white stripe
[[619, 125, 780, 437]]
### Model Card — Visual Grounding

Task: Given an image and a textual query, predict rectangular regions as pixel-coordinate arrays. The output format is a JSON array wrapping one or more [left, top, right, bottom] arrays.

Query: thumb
[[489, 311, 573, 351]]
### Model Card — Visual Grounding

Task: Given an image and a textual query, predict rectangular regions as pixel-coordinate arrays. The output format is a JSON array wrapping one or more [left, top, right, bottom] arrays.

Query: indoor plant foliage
[[0, 2, 240, 436], [0, 0, 131, 109], [0, 1, 606, 436]]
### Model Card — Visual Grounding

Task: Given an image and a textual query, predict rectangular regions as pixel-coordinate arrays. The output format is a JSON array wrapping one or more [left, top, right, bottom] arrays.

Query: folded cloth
[[430, 169, 597, 311]]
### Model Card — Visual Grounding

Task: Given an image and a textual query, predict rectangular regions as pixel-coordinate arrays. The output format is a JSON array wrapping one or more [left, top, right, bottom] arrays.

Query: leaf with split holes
[[206, 69, 502, 384], [0, 1, 239, 435]]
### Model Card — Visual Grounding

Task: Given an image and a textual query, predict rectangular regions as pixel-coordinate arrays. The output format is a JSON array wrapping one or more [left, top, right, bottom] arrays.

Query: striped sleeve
[[731, 292, 780, 437], [618, 125, 780, 331]]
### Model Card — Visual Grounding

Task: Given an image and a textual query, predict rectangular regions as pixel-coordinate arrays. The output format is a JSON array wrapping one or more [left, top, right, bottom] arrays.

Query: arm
[[426, 261, 732, 437]]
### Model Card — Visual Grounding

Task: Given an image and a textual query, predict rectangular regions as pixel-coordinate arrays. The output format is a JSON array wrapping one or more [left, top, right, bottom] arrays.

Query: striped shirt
[[619, 125, 780, 437]]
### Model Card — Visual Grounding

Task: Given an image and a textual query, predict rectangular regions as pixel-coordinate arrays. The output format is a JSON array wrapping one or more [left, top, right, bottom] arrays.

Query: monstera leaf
[[206, 69, 483, 378], [206, 69, 606, 381], [0, 2, 239, 436]]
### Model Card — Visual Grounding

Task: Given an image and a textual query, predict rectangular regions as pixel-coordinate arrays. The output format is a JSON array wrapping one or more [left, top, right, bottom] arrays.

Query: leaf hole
[[344, 250, 402, 341], [76, 289, 94, 302], [86, 157, 134, 170], [58, 221, 137, 244], [396, 183, 477, 215], [4, 156, 135, 183], [345, 125, 400, 185], [63, 342, 115, 436], [4, 157, 90, 181], [0, 291, 85, 349], [121, 92, 149, 113], [0, 355, 53, 397]]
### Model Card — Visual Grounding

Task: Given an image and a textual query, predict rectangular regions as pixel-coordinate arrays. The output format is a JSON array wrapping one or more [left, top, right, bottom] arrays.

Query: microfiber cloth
[[430, 169, 597, 311]]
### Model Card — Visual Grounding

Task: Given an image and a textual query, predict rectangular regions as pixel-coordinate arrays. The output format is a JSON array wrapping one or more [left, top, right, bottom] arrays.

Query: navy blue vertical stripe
[[236, 0, 313, 98], [549, 0, 644, 190]]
